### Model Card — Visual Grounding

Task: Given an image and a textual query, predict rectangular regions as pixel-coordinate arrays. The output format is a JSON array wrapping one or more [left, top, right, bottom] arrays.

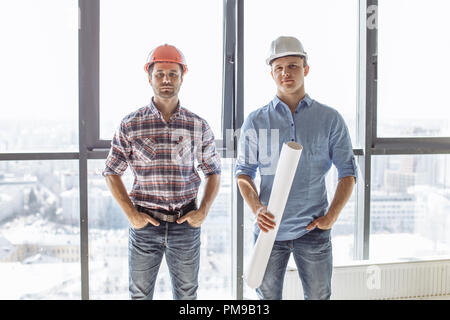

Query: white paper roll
[[244, 141, 303, 289]]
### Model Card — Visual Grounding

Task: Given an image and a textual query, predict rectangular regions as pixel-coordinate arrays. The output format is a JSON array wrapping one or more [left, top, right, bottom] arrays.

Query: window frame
[[1, 0, 449, 300], [364, 0, 450, 259], [78, 0, 239, 299]]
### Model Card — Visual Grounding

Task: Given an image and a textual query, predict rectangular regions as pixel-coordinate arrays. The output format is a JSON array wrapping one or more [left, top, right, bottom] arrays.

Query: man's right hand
[[130, 210, 160, 229], [255, 206, 276, 233]]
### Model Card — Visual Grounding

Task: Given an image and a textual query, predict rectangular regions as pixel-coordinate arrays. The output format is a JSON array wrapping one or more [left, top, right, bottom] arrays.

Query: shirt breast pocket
[[308, 139, 330, 172], [173, 139, 193, 165], [132, 138, 157, 162], [311, 142, 328, 160]]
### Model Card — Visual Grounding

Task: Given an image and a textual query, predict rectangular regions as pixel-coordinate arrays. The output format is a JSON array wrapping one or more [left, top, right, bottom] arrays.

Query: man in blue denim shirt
[[235, 36, 358, 300]]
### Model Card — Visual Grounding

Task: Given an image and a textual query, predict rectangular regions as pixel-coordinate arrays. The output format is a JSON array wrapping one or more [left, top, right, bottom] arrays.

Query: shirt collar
[[148, 97, 182, 119], [272, 93, 313, 112]]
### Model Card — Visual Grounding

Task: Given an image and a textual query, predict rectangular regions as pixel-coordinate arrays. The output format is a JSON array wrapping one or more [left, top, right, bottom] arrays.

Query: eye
[[289, 64, 298, 69], [169, 72, 177, 78]]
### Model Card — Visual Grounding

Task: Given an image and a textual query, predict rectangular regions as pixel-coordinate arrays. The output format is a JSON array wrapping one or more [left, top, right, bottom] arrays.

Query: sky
[[0, 0, 449, 142], [1, 0, 449, 300]]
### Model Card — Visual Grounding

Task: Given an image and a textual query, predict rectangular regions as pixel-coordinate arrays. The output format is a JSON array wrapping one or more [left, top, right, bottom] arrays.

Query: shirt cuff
[[234, 165, 257, 180], [337, 157, 358, 181], [204, 169, 222, 177], [102, 166, 124, 177]]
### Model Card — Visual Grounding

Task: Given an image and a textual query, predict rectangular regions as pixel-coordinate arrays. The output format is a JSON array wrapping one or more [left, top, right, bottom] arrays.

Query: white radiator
[[283, 259, 450, 300]]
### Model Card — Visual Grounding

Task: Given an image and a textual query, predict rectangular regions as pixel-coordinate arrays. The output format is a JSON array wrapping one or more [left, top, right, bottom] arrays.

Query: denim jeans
[[128, 221, 201, 300], [255, 227, 333, 300]]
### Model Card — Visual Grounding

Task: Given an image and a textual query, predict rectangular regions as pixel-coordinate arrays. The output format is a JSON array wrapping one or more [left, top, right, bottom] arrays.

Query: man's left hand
[[176, 209, 207, 228], [306, 215, 336, 231]]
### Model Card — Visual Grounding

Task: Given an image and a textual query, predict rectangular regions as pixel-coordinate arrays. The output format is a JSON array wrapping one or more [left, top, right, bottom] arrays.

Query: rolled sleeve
[[196, 120, 221, 177], [102, 122, 131, 177], [234, 116, 259, 180], [330, 113, 358, 182]]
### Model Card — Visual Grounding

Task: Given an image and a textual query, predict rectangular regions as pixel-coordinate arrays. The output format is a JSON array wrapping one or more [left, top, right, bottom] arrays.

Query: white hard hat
[[266, 36, 308, 66]]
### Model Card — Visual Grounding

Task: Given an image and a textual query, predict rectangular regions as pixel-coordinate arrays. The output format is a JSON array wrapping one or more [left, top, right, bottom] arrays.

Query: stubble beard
[[154, 85, 179, 99]]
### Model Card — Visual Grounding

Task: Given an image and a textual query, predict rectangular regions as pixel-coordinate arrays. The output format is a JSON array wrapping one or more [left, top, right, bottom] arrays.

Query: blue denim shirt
[[235, 94, 358, 241]]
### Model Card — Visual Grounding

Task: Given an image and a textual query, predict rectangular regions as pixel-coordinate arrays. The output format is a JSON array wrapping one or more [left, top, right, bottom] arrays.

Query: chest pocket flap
[[132, 138, 157, 162]]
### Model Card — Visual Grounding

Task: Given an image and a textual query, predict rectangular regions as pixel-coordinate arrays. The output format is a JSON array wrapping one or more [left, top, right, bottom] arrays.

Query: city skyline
[[1, 121, 449, 299], [1, 0, 450, 301]]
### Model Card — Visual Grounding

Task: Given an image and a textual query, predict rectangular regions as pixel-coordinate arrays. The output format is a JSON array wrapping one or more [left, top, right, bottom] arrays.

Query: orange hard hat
[[144, 44, 188, 74]]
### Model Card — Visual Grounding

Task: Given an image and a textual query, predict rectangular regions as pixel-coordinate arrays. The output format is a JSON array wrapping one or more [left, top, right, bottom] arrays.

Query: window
[[328, 166, 358, 265], [99, 0, 223, 140], [243, 0, 359, 299], [0, 0, 78, 152], [0, 160, 80, 299], [2, 0, 449, 301], [243, 165, 358, 299], [244, 0, 359, 144], [378, 0, 450, 137], [370, 155, 450, 260], [87, 160, 130, 299], [87, 158, 233, 299]]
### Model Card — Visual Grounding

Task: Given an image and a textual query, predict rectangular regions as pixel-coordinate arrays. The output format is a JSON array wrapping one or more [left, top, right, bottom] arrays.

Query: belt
[[135, 200, 197, 223]]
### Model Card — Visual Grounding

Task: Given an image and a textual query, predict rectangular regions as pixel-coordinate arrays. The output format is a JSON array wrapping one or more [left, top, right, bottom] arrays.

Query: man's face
[[148, 62, 183, 99], [271, 56, 309, 95]]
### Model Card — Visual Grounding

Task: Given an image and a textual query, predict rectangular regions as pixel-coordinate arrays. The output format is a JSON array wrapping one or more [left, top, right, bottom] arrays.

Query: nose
[[162, 73, 171, 83], [281, 68, 290, 77]]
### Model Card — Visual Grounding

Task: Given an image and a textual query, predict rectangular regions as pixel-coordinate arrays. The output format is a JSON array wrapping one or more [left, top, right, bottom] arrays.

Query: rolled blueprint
[[244, 141, 303, 289]]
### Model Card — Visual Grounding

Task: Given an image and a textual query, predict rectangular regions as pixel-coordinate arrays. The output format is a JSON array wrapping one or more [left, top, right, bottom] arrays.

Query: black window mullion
[[79, 0, 100, 299], [363, 0, 378, 261]]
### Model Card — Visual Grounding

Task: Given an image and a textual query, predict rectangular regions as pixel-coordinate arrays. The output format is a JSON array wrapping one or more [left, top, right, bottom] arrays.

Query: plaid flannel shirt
[[103, 100, 221, 211]]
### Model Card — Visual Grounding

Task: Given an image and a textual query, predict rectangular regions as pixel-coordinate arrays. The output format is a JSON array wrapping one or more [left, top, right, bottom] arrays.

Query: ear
[[148, 74, 153, 86], [270, 70, 274, 80], [304, 65, 310, 77]]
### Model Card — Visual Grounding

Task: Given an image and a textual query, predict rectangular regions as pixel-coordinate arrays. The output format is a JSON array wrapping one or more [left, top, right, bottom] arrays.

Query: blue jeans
[[255, 228, 333, 300], [128, 221, 201, 300]]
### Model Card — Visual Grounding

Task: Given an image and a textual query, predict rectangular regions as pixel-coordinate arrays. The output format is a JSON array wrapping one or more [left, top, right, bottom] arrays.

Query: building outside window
[[0, 0, 449, 300]]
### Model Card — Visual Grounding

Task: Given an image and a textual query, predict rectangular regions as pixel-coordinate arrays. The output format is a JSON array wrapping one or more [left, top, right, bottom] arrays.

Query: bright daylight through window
[[1, 0, 449, 301], [0, 0, 78, 153], [100, 0, 223, 140], [378, 0, 450, 137], [243, 0, 359, 299]]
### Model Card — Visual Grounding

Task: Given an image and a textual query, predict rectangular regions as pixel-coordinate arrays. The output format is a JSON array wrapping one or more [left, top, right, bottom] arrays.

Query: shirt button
[[291, 139, 295, 141], [291, 124, 294, 127]]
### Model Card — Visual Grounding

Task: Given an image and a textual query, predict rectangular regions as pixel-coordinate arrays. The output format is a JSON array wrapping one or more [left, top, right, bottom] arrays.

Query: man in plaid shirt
[[103, 44, 221, 300]]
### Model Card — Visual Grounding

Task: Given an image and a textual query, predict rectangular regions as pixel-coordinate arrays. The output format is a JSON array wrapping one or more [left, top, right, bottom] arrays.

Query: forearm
[[105, 175, 137, 219], [237, 175, 263, 215], [198, 174, 221, 214], [326, 176, 356, 222]]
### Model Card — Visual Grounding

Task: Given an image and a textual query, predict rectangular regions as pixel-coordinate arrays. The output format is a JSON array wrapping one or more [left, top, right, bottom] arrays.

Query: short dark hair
[[147, 63, 184, 75], [270, 55, 308, 68]]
